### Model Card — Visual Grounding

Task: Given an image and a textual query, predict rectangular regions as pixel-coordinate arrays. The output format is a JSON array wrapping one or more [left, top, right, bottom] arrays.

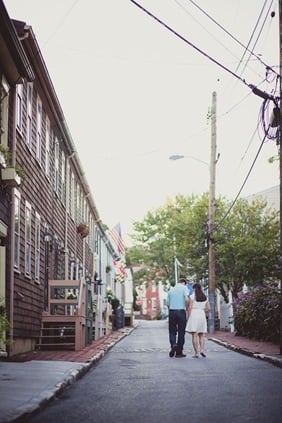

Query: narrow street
[[21, 320, 282, 423]]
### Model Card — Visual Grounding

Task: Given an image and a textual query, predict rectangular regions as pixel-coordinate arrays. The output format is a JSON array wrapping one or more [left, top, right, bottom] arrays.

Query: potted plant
[[0, 145, 26, 187], [77, 222, 89, 238], [105, 265, 111, 273], [1, 167, 21, 187], [0, 144, 10, 167]]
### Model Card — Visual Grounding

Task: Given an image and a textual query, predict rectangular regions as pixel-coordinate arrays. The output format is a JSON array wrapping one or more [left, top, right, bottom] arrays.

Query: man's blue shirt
[[167, 283, 188, 310]]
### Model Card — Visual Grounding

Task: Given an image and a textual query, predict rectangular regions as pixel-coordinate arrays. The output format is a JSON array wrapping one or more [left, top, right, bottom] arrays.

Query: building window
[[36, 97, 42, 164], [76, 183, 80, 223], [25, 202, 32, 276], [45, 117, 51, 178], [26, 83, 33, 149], [35, 213, 41, 281], [66, 161, 70, 213], [54, 138, 59, 194], [16, 84, 23, 133], [151, 298, 157, 310], [14, 191, 21, 269], [0, 76, 9, 147], [61, 151, 66, 205], [70, 172, 75, 219], [152, 281, 157, 292]]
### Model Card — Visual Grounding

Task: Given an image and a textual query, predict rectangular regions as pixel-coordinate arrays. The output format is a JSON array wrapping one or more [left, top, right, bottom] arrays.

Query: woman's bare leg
[[192, 332, 199, 356], [199, 333, 206, 357]]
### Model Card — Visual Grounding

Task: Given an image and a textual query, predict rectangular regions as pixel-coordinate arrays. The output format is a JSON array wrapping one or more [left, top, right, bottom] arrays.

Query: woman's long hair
[[193, 282, 207, 302]]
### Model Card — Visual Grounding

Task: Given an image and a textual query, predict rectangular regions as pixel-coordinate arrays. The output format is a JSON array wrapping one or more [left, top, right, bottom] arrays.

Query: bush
[[111, 297, 120, 311], [233, 285, 280, 343], [0, 303, 11, 345]]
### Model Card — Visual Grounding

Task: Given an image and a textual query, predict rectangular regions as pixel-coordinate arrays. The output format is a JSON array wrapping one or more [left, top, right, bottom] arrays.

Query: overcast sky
[[5, 0, 280, 244]]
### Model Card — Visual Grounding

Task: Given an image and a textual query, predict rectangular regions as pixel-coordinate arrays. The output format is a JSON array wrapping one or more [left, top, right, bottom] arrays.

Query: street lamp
[[169, 154, 209, 167]]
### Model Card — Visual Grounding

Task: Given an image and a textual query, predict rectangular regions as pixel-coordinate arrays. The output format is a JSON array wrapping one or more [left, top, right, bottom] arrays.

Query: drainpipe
[[8, 86, 17, 354], [64, 154, 74, 277]]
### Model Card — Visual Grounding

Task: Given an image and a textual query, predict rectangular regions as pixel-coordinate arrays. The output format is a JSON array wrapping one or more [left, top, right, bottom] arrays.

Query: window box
[[1, 167, 21, 187]]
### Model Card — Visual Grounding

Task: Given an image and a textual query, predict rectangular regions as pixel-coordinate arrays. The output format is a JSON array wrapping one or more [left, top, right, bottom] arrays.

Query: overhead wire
[[187, 0, 279, 77], [129, 0, 278, 109], [215, 130, 269, 230], [129, 1, 279, 231], [173, 0, 249, 69], [129, 0, 251, 90], [237, 0, 275, 77]]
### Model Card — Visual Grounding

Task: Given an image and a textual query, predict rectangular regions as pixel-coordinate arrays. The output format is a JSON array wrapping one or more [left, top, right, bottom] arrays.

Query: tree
[[215, 197, 280, 298], [129, 194, 280, 300]]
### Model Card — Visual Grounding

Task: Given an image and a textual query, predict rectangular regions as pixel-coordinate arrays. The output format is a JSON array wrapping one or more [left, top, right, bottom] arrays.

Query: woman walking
[[186, 282, 210, 358]]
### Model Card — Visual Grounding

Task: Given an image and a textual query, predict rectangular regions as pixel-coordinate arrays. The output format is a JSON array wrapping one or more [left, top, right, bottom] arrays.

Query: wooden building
[[0, 0, 120, 357]]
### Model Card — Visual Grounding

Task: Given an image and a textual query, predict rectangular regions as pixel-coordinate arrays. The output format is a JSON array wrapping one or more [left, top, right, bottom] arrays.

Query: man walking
[[167, 277, 189, 358]]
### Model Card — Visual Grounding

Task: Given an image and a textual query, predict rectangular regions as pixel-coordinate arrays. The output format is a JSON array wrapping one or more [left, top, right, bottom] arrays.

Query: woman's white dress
[[186, 293, 208, 333]]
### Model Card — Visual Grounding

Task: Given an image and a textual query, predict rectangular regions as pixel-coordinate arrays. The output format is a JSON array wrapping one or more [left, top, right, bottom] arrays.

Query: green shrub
[[0, 303, 11, 345], [233, 284, 280, 343]]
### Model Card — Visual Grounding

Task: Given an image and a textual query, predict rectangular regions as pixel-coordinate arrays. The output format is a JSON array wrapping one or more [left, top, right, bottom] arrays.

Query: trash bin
[[115, 305, 124, 329]]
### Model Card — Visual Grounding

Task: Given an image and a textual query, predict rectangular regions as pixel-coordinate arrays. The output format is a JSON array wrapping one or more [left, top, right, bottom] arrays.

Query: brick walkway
[[208, 331, 280, 355], [8, 328, 132, 363], [4, 326, 281, 363]]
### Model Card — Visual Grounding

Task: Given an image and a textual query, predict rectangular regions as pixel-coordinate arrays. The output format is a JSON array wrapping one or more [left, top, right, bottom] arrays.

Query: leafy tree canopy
[[127, 193, 279, 298]]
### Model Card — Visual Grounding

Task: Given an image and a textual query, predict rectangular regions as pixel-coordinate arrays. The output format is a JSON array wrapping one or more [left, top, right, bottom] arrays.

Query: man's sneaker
[[169, 344, 177, 358], [175, 352, 186, 358]]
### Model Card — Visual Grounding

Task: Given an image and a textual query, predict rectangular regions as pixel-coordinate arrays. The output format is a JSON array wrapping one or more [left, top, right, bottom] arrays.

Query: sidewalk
[[0, 325, 281, 423], [207, 331, 282, 368]]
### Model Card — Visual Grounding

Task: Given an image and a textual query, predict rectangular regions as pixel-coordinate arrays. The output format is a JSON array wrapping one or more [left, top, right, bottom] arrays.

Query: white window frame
[[45, 117, 51, 178], [151, 297, 157, 310], [36, 96, 42, 164], [54, 138, 59, 194], [26, 83, 33, 149], [25, 201, 32, 276], [70, 172, 75, 219], [14, 190, 21, 269], [35, 212, 41, 281], [76, 183, 80, 223], [61, 151, 66, 205], [0, 76, 9, 147], [16, 84, 23, 133]]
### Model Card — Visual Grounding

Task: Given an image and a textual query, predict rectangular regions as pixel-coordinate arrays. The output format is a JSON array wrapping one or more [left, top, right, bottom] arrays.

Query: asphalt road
[[18, 320, 282, 423]]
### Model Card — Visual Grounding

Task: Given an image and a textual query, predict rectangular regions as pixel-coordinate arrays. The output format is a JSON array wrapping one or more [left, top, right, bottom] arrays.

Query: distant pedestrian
[[186, 282, 210, 358], [167, 277, 189, 358]]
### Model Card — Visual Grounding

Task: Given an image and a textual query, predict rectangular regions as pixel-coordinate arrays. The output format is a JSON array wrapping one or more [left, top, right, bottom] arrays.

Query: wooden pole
[[279, 0, 282, 355], [208, 91, 217, 334]]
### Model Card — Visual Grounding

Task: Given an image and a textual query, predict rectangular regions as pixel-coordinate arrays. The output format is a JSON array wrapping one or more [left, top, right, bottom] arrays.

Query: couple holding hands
[[167, 278, 210, 358]]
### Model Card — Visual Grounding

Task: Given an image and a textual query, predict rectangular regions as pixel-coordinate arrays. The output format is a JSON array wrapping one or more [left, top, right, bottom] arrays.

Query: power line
[[187, 0, 279, 77], [215, 131, 268, 229], [237, 0, 275, 77], [129, 0, 276, 98], [173, 0, 247, 68]]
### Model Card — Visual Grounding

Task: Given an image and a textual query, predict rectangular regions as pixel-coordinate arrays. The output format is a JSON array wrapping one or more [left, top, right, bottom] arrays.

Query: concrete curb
[[209, 337, 282, 369], [56, 327, 137, 389], [11, 327, 137, 423]]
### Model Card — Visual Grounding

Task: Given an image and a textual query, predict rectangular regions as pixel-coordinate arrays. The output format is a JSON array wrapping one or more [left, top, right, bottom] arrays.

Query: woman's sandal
[[200, 352, 206, 358], [192, 354, 199, 358]]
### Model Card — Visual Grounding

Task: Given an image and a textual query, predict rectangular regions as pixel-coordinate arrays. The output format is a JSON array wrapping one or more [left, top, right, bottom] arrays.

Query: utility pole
[[173, 234, 178, 284], [279, 0, 282, 355], [208, 91, 217, 334]]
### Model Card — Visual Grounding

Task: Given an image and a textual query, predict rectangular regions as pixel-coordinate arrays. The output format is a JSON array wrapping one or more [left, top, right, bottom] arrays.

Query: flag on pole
[[107, 223, 125, 256], [114, 259, 126, 282]]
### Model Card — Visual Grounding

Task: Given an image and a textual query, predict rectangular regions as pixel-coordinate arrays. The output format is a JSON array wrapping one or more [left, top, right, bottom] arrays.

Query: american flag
[[107, 223, 125, 257], [114, 259, 126, 281]]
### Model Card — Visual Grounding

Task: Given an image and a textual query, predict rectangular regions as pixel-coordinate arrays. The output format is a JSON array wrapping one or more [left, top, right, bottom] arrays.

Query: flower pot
[[77, 223, 89, 238], [1, 167, 21, 187]]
